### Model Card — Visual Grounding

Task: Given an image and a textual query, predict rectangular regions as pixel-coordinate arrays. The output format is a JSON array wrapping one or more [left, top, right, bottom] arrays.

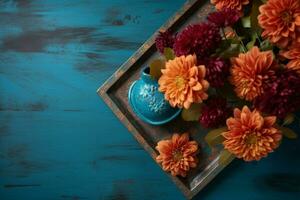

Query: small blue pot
[[128, 67, 181, 125]]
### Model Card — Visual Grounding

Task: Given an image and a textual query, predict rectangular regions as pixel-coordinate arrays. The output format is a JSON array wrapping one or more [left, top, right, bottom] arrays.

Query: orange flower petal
[[158, 55, 209, 109], [230, 47, 277, 101], [211, 0, 249, 11], [155, 133, 199, 177], [258, 0, 300, 48], [223, 106, 281, 162]]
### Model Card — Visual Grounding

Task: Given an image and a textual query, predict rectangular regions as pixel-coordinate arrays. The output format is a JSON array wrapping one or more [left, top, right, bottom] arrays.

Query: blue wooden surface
[[0, 0, 300, 199]]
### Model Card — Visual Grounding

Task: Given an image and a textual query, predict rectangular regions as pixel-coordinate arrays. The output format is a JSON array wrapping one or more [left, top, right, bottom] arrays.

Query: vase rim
[[141, 66, 154, 82]]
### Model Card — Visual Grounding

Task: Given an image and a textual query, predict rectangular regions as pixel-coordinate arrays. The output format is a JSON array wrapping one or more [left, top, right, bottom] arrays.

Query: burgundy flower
[[254, 68, 300, 119], [200, 57, 229, 88], [207, 8, 240, 28], [173, 23, 221, 59], [155, 31, 175, 54], [199, 96, 232, 128]]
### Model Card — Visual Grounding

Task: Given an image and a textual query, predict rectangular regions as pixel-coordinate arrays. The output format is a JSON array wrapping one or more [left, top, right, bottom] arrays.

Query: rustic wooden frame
[[97, 0, 233, 198]]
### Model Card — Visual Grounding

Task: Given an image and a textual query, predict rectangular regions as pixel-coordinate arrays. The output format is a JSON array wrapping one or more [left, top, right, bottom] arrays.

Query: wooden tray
[[97, 0, 233, 199]]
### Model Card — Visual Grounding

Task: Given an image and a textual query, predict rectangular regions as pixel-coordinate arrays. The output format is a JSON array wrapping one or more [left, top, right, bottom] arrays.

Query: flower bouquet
[[149, 0, 300, 177]]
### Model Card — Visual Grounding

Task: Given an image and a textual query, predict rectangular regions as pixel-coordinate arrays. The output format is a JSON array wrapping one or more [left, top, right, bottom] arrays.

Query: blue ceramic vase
[[128, 67, 181, 125]]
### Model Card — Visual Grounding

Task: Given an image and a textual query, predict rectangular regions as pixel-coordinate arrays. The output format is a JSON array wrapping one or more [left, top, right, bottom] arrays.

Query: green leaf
[[215, 40, 231, 54], [230, 37, 243, 44], [279, 127, 298, 139], [251, 0, 263, 33], [163, 48, 175, 61], [260, 39, 273, 51], [260, 0, 267, 3], [241, 16, 251, 28], [282, 113, 295, 126], [181, 103, 202, 121], [219, 149, 235, 167], [218, 43, 242, 59], [246, 33, 257, 49], [205, 126, 227, 147], [149, 59, 165, 80], [216, 82, 239, 102]]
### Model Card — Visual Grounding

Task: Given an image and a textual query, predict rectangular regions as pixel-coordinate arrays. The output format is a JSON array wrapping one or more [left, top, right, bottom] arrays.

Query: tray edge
[[96, 0, 233, 199]]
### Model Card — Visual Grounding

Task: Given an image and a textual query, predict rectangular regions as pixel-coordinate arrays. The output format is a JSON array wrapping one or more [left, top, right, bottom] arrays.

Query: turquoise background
[[0, 0, 299, 199]]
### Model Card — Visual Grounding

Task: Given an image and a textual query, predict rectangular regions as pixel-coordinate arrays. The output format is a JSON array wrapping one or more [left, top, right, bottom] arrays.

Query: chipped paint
[[97, 0, 231, 199]]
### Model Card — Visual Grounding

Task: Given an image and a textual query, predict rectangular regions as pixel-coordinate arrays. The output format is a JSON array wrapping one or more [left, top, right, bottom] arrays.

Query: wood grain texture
[[98, 1, 232, 198], [0, 0, 300, 200]]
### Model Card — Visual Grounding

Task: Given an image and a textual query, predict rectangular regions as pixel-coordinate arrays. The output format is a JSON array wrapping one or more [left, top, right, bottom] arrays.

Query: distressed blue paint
[[0, 0, 299, 200]]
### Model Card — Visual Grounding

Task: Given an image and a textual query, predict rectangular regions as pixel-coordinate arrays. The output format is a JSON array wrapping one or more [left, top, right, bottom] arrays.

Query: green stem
[[256, 31, 262, 46], [240, 41, 247, 53], [233, 29, 247, 53], [221, 28, 227, 41]]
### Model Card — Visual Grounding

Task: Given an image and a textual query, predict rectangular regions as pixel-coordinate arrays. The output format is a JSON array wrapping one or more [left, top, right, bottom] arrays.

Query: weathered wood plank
[[0, 0, 299, 200]]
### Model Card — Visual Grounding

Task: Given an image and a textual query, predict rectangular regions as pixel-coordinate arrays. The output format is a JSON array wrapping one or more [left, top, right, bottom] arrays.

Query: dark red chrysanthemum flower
[[199, 96, 232, 128], [200, 57, 229, 88], [155, 31, 176, 54], [254, 68, 300, 119], [207, 8, 240, 28], [173, 23, 221, 59]]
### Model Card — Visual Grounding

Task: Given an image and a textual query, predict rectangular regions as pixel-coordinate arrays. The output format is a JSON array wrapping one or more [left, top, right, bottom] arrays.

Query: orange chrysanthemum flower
[[230, 46, 277, 101], [211, 0, 249, 11], [258, 0, 300, 48], [158, 54, 209, 109], [156, 133, 198, 177], [280, 43, 300, 74], [222, 106, 282, 161]]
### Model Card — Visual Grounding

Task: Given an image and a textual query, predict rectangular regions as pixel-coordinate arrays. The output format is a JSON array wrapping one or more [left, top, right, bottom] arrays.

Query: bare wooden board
[[98, 0, 234, 198]]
